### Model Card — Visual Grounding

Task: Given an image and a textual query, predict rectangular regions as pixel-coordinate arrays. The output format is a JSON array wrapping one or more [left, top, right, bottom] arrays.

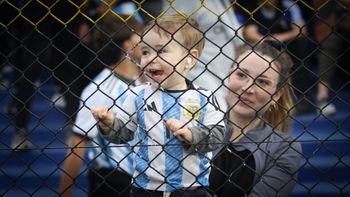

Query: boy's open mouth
[[148, 69, 165, 80]]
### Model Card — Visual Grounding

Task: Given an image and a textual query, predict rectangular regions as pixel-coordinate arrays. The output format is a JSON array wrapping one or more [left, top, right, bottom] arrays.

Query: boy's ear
[[185, 49, 199, 69]]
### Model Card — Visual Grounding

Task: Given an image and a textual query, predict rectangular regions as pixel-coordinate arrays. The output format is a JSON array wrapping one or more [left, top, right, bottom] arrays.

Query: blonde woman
[[209, 41, 302, 197]]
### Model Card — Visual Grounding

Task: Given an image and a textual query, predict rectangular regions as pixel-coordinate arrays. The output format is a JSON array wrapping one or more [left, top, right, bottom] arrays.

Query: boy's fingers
[[99, 111, 105, 119], [90, 107, 108, 120], [172, 129, 181, 136], [91, 108, 99, 120], [173, 129, 186, 138], [173, 129, 187, 142], [164, 118, 182, 131], [163, 119, 172, 129]]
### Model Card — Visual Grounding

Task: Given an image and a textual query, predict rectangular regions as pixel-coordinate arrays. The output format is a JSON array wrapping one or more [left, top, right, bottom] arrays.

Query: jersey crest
[[181, 98, 202, 120]]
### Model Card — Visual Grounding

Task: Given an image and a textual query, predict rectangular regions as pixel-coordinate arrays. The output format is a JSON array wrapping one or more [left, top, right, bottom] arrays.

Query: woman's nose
[[241, 78, 255, 93]]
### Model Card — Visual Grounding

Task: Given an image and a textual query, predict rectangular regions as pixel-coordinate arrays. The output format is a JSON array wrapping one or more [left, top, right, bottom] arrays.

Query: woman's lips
[[240, 96, 254, 105]]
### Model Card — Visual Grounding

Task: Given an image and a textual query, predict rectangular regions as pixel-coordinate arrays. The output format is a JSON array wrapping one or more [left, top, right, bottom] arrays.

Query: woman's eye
[[142, 50, 149, 56], [256, 79, 270, 86]]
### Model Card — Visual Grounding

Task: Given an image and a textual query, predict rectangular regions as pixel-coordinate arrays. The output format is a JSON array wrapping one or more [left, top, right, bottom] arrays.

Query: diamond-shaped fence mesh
[[0, 0, 349, 196]]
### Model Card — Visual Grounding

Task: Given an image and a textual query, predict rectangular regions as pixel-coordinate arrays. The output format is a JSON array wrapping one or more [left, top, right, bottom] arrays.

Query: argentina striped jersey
[[117, 83, 225, 191]]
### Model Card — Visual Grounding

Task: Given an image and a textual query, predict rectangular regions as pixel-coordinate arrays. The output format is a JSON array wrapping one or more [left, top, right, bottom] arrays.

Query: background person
[[59, 13, 142, 197], [313, 0, 350, 116], [6, 0, 96, 150]]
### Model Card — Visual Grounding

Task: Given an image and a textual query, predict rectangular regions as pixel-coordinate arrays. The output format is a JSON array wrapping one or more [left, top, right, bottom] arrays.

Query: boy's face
[[140, 29, 192, 90]]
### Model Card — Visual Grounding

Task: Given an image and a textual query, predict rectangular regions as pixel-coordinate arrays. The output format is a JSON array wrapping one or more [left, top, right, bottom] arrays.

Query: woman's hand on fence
[[91, 107, 115, 135], [164, 118, 193, 143]]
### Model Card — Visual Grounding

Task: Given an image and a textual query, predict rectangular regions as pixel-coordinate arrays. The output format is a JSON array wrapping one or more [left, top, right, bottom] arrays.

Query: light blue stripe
[[126, 147, 134, 175], [198, 94, 210, 186], [89, 140, 100, 168], [198, 94, 207, 124], [96, 134, 112, 168], [118, 83, 128, 104], [107, 142, 134, 175], [134, 89, 149, 188], [118, 82, 134, 175], [163, 92, 184, 191], [119, 82, 135, 175], [100, 135, 115, 168]]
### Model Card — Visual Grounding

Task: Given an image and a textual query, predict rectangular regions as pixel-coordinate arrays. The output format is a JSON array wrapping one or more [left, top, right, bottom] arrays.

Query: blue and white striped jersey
[[73, 68, 134, 175], [117, 83, 225, 191]]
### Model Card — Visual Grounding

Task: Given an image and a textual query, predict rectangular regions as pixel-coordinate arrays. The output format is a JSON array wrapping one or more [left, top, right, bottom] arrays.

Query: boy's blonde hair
[[143, 14, 205, 56]]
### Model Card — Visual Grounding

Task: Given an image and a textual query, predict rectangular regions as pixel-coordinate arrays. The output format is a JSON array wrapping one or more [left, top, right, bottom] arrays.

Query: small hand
[[90, 107, 115, 135], [164, 118, 193, 143]]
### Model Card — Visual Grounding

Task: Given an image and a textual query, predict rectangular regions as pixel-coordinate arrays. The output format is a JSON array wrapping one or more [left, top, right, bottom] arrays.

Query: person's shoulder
[[260, 123, 298, 144], [93, 68, 113, 83], [87, 68, 117, 88], [83, 68, 112, 89], [189, 84, 222, 108], [267, 128, 293, 143], [271, 130, 302, 152], [80, 81, 101, 100], [192, 84, 221, 100], [191, 84, 212, 94], [134, 82, 151, 90], [127, 82, 151, 96]]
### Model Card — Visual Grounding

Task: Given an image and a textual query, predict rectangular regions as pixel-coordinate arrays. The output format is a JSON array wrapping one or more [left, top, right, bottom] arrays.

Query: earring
[[186, 58, 192, 64]]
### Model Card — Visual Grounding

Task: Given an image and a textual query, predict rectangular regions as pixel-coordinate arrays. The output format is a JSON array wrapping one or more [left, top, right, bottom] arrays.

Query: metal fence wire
[[0, 0, 349, 196]]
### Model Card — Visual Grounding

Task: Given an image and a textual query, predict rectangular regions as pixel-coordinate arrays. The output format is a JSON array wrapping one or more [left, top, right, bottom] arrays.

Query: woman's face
[[227, 51, 282, 119]]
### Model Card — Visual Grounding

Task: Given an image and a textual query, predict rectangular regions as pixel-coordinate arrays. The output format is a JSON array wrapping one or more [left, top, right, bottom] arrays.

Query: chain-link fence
[[1, 0, 349, 196]]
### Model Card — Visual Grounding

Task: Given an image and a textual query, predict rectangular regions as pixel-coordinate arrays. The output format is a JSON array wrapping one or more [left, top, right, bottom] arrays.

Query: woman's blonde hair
[[236, 41, 294, 132]]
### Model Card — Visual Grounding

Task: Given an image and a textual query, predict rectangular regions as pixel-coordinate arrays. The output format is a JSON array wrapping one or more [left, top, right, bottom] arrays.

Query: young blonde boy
[[91, 14, 224, 195]]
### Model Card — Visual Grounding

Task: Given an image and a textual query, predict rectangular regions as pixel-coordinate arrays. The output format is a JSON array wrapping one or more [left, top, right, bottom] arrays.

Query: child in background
[[91, 14, 225, 196], [59, 13, 142, 197]]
